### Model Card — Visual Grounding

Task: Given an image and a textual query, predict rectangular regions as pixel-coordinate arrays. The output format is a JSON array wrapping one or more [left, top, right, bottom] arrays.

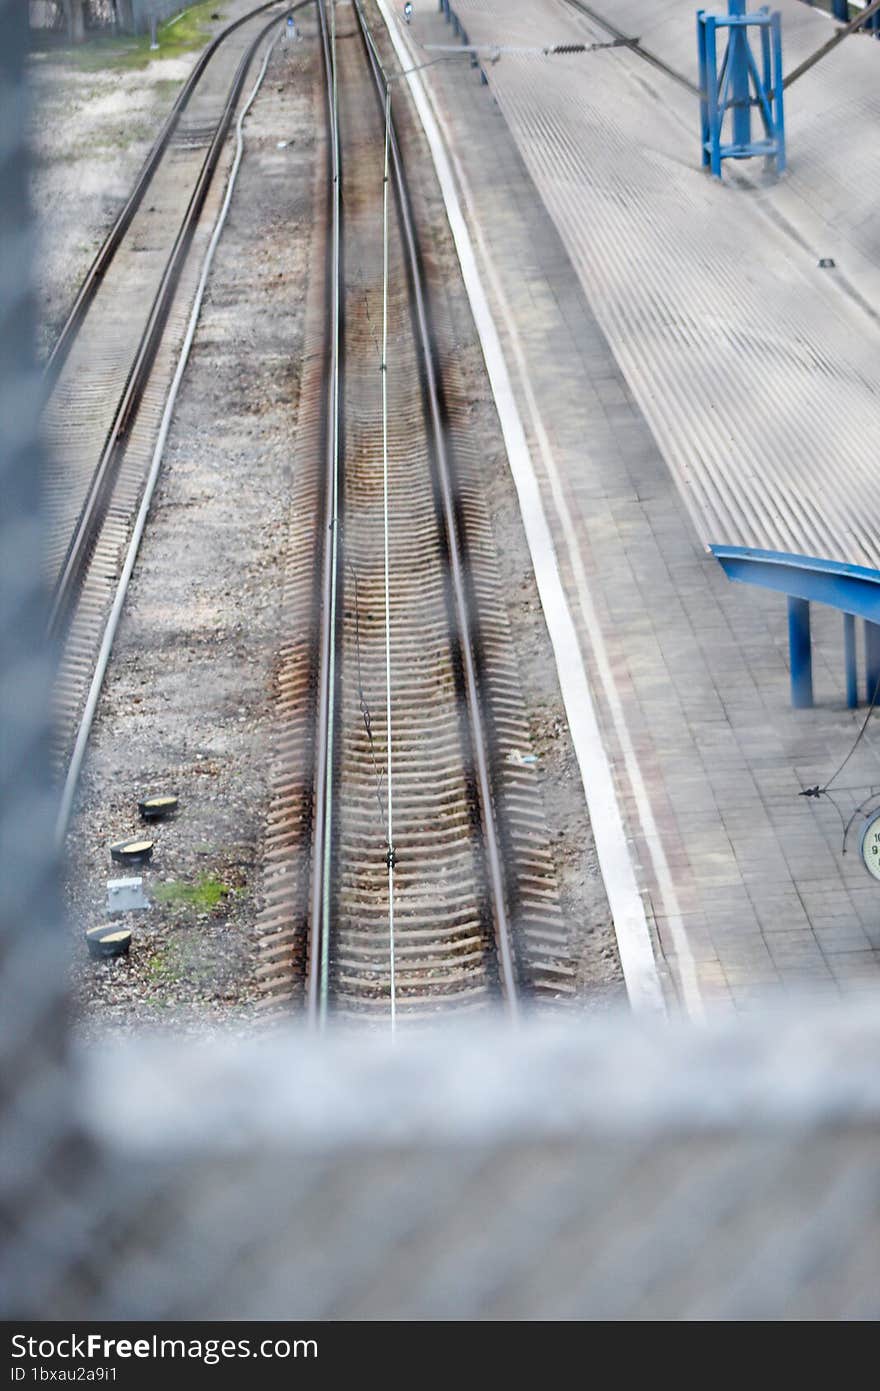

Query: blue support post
[[844, 612, 858, 709], [705, 16, 722, 178], [865, 621, 880, 704], [771, 10, 786, 172], [788, 597, 813, 709], [760, 10, 772, 105], [696, 3, 785, 177], [831, 0, 848, 18], [728, 0, 751, 148], [697, 11, 710, 168]]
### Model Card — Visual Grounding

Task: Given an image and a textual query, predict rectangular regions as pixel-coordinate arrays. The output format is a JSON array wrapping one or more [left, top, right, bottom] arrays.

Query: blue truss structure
[[698, 2, 786, 177]]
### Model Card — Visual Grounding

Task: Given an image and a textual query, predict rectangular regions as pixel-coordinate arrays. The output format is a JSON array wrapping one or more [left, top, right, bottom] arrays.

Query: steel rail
[[44, 0, 290, 387], [306, 0, 342, 1027], [46, 2, 302, 642], [352, 0, 520, 1015]]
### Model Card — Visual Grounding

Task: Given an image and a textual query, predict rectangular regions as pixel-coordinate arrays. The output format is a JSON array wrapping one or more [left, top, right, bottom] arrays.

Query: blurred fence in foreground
[[29, 1, 190, 39], [4, 0, 880, 1323], [4, 1014, 880, 1319]]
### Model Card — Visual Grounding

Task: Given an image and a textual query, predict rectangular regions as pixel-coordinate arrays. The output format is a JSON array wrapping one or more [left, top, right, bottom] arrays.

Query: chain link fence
[[4, 0, 880, 1321], [5, 1014, 880, 1319]]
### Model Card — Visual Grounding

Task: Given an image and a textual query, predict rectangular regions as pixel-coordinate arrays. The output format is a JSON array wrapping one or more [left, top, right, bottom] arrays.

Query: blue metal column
[[697, 11, 710, 168], [844, 612, 858, 709], [788, 597, 813, 708], [704, 15, 722, 178], [728, 0, 752, 148], [865, 620, 880, 704], [771, 10, 786, 173]]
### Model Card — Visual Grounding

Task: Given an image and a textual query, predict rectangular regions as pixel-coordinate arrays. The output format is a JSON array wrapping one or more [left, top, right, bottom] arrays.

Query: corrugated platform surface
[[402, 0, 880, 1010], [438, 0, 880, 568]]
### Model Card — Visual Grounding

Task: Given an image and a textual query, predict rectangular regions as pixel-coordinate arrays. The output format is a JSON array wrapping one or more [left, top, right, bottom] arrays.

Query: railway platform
[[393, 0, 880, 1012]]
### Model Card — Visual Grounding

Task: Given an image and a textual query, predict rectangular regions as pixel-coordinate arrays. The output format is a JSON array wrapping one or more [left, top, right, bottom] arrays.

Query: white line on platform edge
[[376, 2, 693, 1016]]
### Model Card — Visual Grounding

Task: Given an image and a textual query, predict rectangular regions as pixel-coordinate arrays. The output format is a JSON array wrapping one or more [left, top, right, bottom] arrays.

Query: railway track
[[47, 0, 303, 806], [256, 0, 574, 1022], [46, 0, 575, 1019]]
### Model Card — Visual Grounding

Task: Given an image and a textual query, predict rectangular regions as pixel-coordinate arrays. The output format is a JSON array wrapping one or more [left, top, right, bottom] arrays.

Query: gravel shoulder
[[64, 33, 319, 1037]]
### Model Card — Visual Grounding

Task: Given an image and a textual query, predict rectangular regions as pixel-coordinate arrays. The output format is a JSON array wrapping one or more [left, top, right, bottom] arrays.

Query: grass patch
[[64, 2, 225, 72], [154, 875, 230, 910]]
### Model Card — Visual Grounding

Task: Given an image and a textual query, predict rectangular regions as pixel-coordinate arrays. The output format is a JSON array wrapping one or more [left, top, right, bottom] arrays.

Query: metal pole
[[864, 621, 880, 705], [788, 597, 814, 709], [697, 12, 710, 167], [728, 0, 751, 149], [844, 613, 858, 710], [705, 16, 722, 177], [771, 10, 785, 172]]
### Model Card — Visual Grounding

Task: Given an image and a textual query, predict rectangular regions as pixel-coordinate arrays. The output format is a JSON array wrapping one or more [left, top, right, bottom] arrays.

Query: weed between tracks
[[154, 875, 232, 910]]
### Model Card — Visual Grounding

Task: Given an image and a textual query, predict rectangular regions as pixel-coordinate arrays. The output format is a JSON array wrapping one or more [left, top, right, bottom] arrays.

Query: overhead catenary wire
[[381, 82, 397, 1035], [784, 0, 880, 89], [559, 0, 700, 96], [55, 19, 288, 847], [562, 0, 880, 99], [420, 39, 628, 58]]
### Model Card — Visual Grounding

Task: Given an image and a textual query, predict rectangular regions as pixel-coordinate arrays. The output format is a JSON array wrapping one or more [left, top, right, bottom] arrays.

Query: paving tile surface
[[410, 4, 880, 1009]]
